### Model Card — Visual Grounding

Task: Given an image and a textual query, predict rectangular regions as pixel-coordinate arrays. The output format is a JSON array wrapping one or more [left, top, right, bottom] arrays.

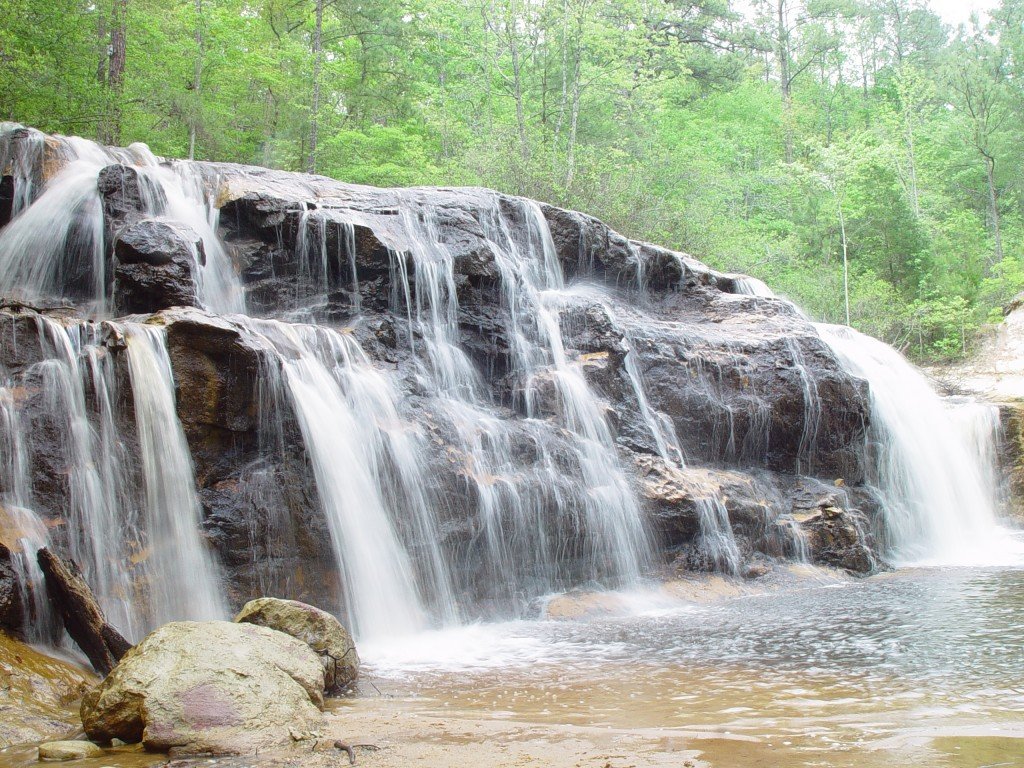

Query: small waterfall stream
[[733, 279, 1013, 565], [818, 324, 1007, 564], [0, 128, 243, 316], [120, 323, 226, 627], [240, 318, 455, 639]]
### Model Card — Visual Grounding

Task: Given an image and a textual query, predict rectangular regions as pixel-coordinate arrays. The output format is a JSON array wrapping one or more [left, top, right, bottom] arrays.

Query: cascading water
[[119, 323, 226, 626], [732, 278, 1015, 565], [392, 193, 653, 596], [818, 324, 1010, 564], [3, 123, 1019, 659], [239, 317, 454, 639], [554, 282, 745, 573], [0, 124, 243, 316], [0, 386, 55, 640]]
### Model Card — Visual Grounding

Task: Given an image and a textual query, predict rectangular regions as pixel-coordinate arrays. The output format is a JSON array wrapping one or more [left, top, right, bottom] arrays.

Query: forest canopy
[[2, 0, 1022, 360]]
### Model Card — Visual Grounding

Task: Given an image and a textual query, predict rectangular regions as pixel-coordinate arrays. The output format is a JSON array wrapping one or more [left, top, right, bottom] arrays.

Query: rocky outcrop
[[0, 129, 893, 642], [113, 220, 201, 313], [81, 620, 325, 755], [99, 163, 202, 313], [234, 597, 358, 693], [0, 632, 94, 748], [791, 482, 877, 573]]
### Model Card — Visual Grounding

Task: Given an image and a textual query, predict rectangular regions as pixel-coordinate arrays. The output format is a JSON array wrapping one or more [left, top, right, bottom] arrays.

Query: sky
[[927, 0, 998, 26]]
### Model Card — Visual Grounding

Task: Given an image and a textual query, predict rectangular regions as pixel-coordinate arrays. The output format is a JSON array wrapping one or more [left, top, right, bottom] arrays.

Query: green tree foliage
[[2, 0, 1022, 360]]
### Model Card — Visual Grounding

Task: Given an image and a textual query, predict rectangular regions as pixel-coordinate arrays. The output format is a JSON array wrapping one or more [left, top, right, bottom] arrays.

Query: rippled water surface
[[362, 566, 1024, 767]]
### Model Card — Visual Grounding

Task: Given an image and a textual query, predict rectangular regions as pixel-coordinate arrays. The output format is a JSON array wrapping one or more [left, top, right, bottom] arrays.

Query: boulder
[[796, 504, 875, 573], [112, 220, 202, 313], [37, 740, 104, 761], [81, 620, 325, 755], [234, 597, 358, 693], [97, 163, 166, 223], [0, 632, 94, 748]]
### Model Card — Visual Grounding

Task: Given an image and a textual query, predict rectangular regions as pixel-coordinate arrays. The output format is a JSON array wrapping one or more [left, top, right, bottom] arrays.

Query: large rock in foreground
[[81, 621, 325, 755], [234, 598, 358, 694]]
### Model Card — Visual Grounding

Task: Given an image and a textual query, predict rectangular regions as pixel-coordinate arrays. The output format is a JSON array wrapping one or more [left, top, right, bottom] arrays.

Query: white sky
[[926, 0, 998, 26]]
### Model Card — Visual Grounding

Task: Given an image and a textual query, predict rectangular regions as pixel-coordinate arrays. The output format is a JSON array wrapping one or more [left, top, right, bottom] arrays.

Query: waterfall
[[240, 318, 454, 640], [391, 193, 653, 595], [120, 323, 226, 627], [32, 316, 140, 635], [0, 124, 243, 316], [6, 125, 1019, 653], [817, 324, 1010, 565], [0, 312, 224, 640], [731, 277, 1014, 565], [0, 387, 56, 640]]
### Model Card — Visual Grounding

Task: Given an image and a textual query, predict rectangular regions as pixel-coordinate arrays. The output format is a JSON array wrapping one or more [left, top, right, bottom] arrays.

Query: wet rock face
[[0, 138, 887, 633], [0, 632, 94, 749], [81, 620, 325, 755], [791, 480, 878, 573], [99, 164, 202, 313], [113, 220, 201, 312], [168, 168, 878, 589], [0, 543, 23, 634]]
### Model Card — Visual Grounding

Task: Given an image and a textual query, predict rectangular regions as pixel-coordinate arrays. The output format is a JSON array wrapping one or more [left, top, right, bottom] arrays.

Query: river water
[[349, 561, 1024, 768]]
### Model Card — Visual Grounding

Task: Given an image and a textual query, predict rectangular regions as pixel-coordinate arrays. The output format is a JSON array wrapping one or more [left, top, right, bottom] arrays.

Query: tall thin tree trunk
[[103, 0, 128, 145], [565, 33, 581, 190], [308, 0, 324, 174], [838, 196, 850, 326], [777, 0, 794, 163], [905, 112, 919, 217], [510, 33, 529, 172], [189, 0, 203, 160], [984, 151, 1003, 266]]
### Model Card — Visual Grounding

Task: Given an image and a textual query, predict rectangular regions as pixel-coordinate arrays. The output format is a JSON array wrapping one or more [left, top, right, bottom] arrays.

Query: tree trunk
[[37, 548, 131, 675], [103, 0, 129, 146], [308, 0, 324, 174], [984, 151, 1003, 266], [565, 37, 581, 190], [189, 0, 203, 160], [838, 197, 850, 326], [777, 0, 794, 163]]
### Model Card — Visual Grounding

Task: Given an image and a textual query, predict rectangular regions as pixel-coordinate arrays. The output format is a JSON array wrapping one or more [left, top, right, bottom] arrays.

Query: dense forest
[[1, 0, 1022, 359]]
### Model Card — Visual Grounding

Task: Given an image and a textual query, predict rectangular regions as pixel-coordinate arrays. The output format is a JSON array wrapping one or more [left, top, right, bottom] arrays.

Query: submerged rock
[[37, 740, 104, 761], [81, 620, 325, 755], [234, 597, 358, 693]]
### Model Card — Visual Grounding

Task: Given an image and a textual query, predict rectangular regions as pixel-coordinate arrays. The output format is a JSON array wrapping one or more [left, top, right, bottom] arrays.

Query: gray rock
[[112, 220, 202, 313], [81, 620, 325, 755], [234, 597, 358, 693], [37, 740, 103, 761]]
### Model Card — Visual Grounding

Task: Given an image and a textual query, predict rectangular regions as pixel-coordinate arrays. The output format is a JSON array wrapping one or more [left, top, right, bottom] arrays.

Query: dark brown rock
[[113, 220, 202, 313], [37, 548, 131, 675]]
